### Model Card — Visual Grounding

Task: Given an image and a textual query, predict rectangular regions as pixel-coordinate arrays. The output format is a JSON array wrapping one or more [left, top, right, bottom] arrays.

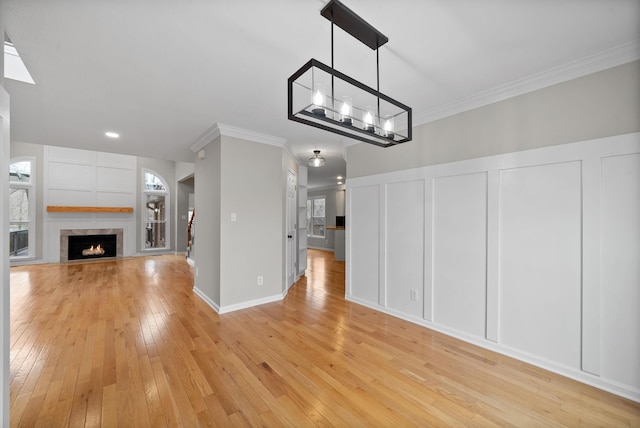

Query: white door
[[286, 171, 297, 289]]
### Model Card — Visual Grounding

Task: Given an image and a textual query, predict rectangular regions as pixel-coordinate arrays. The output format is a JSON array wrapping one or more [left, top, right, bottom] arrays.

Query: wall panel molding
[[347, 132, 640, 402]]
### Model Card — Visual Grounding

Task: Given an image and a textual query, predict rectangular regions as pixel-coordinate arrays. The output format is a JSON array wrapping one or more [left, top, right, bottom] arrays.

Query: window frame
[[9, 157, 36, 260], [307, 195, 326, 238], [141, 169, 170, 251]]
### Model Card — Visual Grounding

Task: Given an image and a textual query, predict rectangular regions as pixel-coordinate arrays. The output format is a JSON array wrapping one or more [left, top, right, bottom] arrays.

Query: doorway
[[286, 170, 297, 289]]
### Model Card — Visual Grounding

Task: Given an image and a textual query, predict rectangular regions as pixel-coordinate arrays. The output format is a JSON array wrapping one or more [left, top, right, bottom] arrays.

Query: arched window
[[142, 170, 169, 250], [10, 158, 36, 259]]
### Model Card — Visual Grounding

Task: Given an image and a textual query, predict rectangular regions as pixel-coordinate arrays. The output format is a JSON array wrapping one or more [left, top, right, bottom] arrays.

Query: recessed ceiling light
[[337, 176, 343, 180], [337, 181, 343, 185], [105, 131, 120, 138]]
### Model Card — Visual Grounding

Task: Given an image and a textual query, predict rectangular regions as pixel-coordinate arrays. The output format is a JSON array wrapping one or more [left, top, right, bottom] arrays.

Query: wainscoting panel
[[95, 191, 136, 207], [385, 180, 424, 319], [348, 185, 380, 305], [498, 161, 582, 369], [96, 151, 137, 169], [47, 188, 94, 206], [44, 146, 137, 262], [432, 172, 487, 339], [600, 153, 640, 389], [346, 133, 640, 401], [96, 166, 136, 192], [47, 145, 94, 164], [47, 162, 93, 191]]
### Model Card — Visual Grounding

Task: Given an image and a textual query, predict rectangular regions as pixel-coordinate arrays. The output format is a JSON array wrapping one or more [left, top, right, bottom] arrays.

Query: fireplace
[[68, 234, 117, 261], [60, 228, 124, 262]]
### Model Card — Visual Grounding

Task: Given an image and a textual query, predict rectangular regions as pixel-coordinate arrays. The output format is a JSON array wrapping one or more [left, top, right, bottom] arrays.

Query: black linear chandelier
[[288, 0, 412, 148]]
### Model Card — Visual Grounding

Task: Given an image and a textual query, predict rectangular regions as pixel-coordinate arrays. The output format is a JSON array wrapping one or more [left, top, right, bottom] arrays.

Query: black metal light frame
[[287, 0, 412, 148]]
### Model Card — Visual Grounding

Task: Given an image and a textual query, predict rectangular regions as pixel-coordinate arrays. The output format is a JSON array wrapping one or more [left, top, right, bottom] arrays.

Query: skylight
[[4, 40, 35, 84]]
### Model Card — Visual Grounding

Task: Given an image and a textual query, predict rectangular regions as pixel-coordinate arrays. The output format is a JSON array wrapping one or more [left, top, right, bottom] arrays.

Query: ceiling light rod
[[288, 0, 412, 148], [322, 0, 387, 116]]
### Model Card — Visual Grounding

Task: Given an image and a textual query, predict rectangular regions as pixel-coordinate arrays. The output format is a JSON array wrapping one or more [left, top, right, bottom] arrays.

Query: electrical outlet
[[410, 289, 418, 301], [257, 276, 264, 285]]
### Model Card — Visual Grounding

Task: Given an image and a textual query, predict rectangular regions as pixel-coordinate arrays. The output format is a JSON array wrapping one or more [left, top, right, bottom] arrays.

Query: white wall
[[219, 136, 283, 309], [43, 146, 137, 262], [0, 74, 10, 428], [192, 132, 287, 313], [347, 133, 640, 401], [348, 61, 640, 178], [193, 138, 222, 309]]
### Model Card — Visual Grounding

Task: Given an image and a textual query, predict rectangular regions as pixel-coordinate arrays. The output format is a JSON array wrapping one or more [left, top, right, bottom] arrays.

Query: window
[[9, 158, 35, 259], [307, 196, 325, 238], [142, 170, 169, 250]]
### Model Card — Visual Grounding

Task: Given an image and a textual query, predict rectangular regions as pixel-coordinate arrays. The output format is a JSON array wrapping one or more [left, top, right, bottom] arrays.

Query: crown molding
[[191, 123, 287, 153], [190, 124, 221, 153], [414, 40, 640, 126], [283, 142, 303, 164], [217, 123, 286, 147]]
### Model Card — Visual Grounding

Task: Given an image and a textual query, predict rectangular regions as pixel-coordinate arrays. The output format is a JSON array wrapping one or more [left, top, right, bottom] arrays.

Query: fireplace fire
[[68, 234, 116, 261], [82, 244, 105, 256]]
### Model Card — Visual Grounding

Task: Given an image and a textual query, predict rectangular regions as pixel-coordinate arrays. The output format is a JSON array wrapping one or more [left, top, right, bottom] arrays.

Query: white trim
[[141, 169, 170, 251], [193, 286, 286, 315], [1, 84, 11, 428], [283, 142, 302, 164], [346, 132, 640, 403], [190, 125, 221, 153], [345, 294, 640, 403], [414, 40, 640, 126], [191, 123, 286, 153], [217, 123, 286, 147], [193, 286, 221, 313], [9, 156, 36, 260], [218, 292, 285, 314]]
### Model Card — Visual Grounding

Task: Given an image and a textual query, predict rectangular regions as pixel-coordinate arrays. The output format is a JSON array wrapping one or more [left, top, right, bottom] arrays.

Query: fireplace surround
[[59, 228, 124, 262]]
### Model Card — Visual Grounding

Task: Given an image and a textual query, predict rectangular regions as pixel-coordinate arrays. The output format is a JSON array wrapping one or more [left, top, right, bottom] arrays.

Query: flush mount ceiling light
[[288, 0, 412, 148], [309, 150, 326, 167]]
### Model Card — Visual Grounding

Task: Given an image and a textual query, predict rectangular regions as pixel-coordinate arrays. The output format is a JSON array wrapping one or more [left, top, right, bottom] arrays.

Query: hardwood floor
[[9, 250, 640, 426]]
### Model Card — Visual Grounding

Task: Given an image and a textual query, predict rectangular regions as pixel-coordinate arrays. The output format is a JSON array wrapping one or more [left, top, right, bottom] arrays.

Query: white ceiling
[[3, 0, 639, 189]]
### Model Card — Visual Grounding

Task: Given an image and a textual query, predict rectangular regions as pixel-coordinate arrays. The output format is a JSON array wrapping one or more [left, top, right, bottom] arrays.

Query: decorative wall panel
[[432, 172, 487, 338], [600, 153, 640, 389], [499, 161, 582, 368], [346, 133, 640, 400], [385, 180, 424, 318], [348, 185, 380, 304]]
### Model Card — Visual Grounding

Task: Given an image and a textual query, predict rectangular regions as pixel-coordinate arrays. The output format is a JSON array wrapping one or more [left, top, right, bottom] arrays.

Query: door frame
[[286, 170, 297, 289]]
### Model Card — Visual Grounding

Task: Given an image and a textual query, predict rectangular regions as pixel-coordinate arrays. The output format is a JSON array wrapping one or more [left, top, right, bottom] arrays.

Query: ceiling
[[3, 0, 639, 189]]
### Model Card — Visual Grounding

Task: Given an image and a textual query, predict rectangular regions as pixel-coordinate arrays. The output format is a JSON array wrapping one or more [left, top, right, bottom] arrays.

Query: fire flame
[[82, 244, 105, 256]]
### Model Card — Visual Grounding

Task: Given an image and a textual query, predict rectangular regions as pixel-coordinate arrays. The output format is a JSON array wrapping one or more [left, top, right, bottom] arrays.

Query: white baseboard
[[193, 286, 221, 313], [345, 294, 640, 403], [218, 293, 285, 314], [193, 286, 285, 315]]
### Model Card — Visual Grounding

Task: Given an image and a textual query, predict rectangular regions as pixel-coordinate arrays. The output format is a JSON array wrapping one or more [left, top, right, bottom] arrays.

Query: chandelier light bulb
[[312, 84, 326, 117], [383, 116, 394, 139], [341, 96, 352, 125], [363, 106, 375, 133]]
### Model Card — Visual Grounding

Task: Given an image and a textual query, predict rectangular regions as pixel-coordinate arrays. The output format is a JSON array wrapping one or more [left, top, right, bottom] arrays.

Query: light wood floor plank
[[9, 250, 640, 426]]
